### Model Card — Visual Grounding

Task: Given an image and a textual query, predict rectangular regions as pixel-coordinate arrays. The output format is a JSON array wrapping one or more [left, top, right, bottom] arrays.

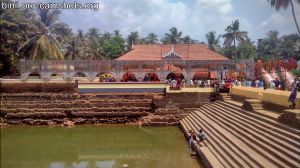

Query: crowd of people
[[166, 77, 300, 91]]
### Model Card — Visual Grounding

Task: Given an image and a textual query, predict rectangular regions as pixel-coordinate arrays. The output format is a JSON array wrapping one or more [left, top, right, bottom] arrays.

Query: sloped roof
[[117, 44, 229, 61]]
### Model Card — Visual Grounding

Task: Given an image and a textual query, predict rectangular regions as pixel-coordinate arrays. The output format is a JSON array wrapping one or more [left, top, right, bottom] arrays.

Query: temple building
[[20, 44, 253, 82], [118, 44, 228, 61], [116, 44, 229, 81]]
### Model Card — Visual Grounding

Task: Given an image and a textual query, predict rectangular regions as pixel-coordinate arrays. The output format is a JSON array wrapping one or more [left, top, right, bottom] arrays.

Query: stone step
[[218, 101, 300, 137], [183, 117, 232, 168], [207, 103, 300, 154], [2, 107, 152, 113], [188, 113, 257, 168], [202, 104, 300, 162], [180, 119, 225, 168], [245, 99, 263, 104], [197, 146, 224, 168], [192, 109, 288, 167], [191, 111, 276, 168], [197, 108, 299, 168], [1, 102, 152, 109], [1, 99, 152, 104], [70, 111, 148, 117], [251, 104, 264, 108], [191, 113, 253, 167], [5, 112, 66, 119], [180, 119, 204, 147]]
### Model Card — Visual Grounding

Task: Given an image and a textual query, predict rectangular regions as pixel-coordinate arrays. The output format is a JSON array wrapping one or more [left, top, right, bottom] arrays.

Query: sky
[[18, 0, 300, 44]]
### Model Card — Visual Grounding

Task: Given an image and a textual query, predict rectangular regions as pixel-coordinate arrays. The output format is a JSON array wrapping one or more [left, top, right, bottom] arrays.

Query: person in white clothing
[[198, 129, 206, 142]]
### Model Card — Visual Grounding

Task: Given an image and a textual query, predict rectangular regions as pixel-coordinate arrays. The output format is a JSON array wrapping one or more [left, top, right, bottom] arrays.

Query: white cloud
[[196, 0, 234, 14], [83, 0, 237, 41], [58, 0, 298, 45], [259, 11, 299, 37]]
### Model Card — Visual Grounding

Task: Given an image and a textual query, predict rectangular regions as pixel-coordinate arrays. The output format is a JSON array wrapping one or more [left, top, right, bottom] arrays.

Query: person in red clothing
[[188, 130, 197, 147]]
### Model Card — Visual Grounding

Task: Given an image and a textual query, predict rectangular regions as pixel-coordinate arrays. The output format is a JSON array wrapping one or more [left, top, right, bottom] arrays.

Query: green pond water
[[1, 125, 202, 168]]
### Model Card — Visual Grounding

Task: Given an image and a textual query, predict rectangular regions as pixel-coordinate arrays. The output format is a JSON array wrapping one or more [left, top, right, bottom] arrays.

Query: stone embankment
[[180, 97, 300, 168], [0, 93, 153, 126], [0, 91, 211, 126]]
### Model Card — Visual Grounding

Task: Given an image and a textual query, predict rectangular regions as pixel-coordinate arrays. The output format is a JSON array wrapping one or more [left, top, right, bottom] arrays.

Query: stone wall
[[0, 82, 211, 126], [0, 92, 210, 126], [230, 86, 300, 109], [0, 93, 154, 126], [141, 93, 210, 125], [0, 83, 76, 93]]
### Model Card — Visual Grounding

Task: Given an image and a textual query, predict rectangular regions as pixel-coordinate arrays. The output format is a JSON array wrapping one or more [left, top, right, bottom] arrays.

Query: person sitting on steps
[[198, 129, 206, 142]]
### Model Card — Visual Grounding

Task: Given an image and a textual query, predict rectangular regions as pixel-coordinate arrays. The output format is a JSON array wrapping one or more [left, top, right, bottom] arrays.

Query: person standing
[[288, 78, 299, 109], [188, 130, 197, 147], [274, 78, 281, 90]]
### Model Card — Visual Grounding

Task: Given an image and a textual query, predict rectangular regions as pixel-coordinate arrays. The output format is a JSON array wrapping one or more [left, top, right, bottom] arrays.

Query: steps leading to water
[[180, 100, 300, 168], [0, 93, 155, 125]]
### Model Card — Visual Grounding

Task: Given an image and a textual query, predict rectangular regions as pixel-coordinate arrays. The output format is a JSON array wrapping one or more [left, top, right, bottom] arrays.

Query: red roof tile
[[117, 44, 229, 61]]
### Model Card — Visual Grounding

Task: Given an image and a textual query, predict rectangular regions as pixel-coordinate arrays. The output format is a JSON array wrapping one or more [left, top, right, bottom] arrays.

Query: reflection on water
[[1, 126, 201, 168], [51, 160, 116, 168]]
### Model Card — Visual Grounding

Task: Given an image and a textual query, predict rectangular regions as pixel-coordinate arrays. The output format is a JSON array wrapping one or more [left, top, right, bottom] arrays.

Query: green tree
[[127, 31, 139, 49], [258, 30, 281, 59], [65, 37, 80, 60], [51, 22, 73, 44], [279, 33, 300, 59], [205, 31, 220, 51], [268, 0, 300, 35], [146, 33, 158, 44], [237, 39, 258, 59], [0, 0, 30, 76], [220, 46, 236, 59], [162, 27, 182, 44], [18, 9, 64, 60], [114, 30, 120, 36], [102, 35, 125, 59], [85, 27, 104, 60], [223, 20, 248, 58]]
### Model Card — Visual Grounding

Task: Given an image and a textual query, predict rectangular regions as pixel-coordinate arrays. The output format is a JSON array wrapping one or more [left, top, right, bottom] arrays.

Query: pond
[[1, 125, 202, 168]]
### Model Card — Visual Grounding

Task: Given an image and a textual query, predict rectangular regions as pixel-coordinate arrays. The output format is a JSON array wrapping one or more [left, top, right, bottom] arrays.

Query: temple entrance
[[28, 72, 41, 79], [166, 72, 184, 80], [122, 72, 137, 82], [50, 73, 64, 79], [143, 73, 160, 82], [74, 72, 88, 81]]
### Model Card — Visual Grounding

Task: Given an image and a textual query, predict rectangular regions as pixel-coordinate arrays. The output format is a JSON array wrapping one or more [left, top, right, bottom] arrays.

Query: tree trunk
[[234, 36, 237, 59], [290, 0, 300, 35]]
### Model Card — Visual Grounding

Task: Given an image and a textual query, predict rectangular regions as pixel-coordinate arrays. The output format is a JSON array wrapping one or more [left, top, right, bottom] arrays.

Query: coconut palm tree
[[85, 27, 104, 60], [258, 30, 281, 59], [163, 27, 182, 44], [18, 9, 64, 60], [223, 20, 248, 58], [65, 37, 80, 60], [268, 0, 300, 35], [182, 35, 192, 44], [205, 31, 220, 51], [127, 31, 139, 49], [114, 30, 120, 36], [146, 33, 158, 44]]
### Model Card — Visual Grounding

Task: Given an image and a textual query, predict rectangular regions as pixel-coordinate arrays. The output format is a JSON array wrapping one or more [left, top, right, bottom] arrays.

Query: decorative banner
[[277, 67, 295, 90], [270, 68, 279, 80], [261, 67, 274, 85]]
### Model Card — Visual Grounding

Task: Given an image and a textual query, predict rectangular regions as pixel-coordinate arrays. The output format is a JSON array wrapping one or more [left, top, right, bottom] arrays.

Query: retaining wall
[[230, 86, 300, 109]]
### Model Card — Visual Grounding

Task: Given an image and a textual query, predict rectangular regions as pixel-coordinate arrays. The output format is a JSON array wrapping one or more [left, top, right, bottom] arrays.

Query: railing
[[20, 59, 255, 81]]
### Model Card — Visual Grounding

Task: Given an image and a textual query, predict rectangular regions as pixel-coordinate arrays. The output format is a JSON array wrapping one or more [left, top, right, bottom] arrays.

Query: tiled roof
[[117, 44, 229, 61]]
